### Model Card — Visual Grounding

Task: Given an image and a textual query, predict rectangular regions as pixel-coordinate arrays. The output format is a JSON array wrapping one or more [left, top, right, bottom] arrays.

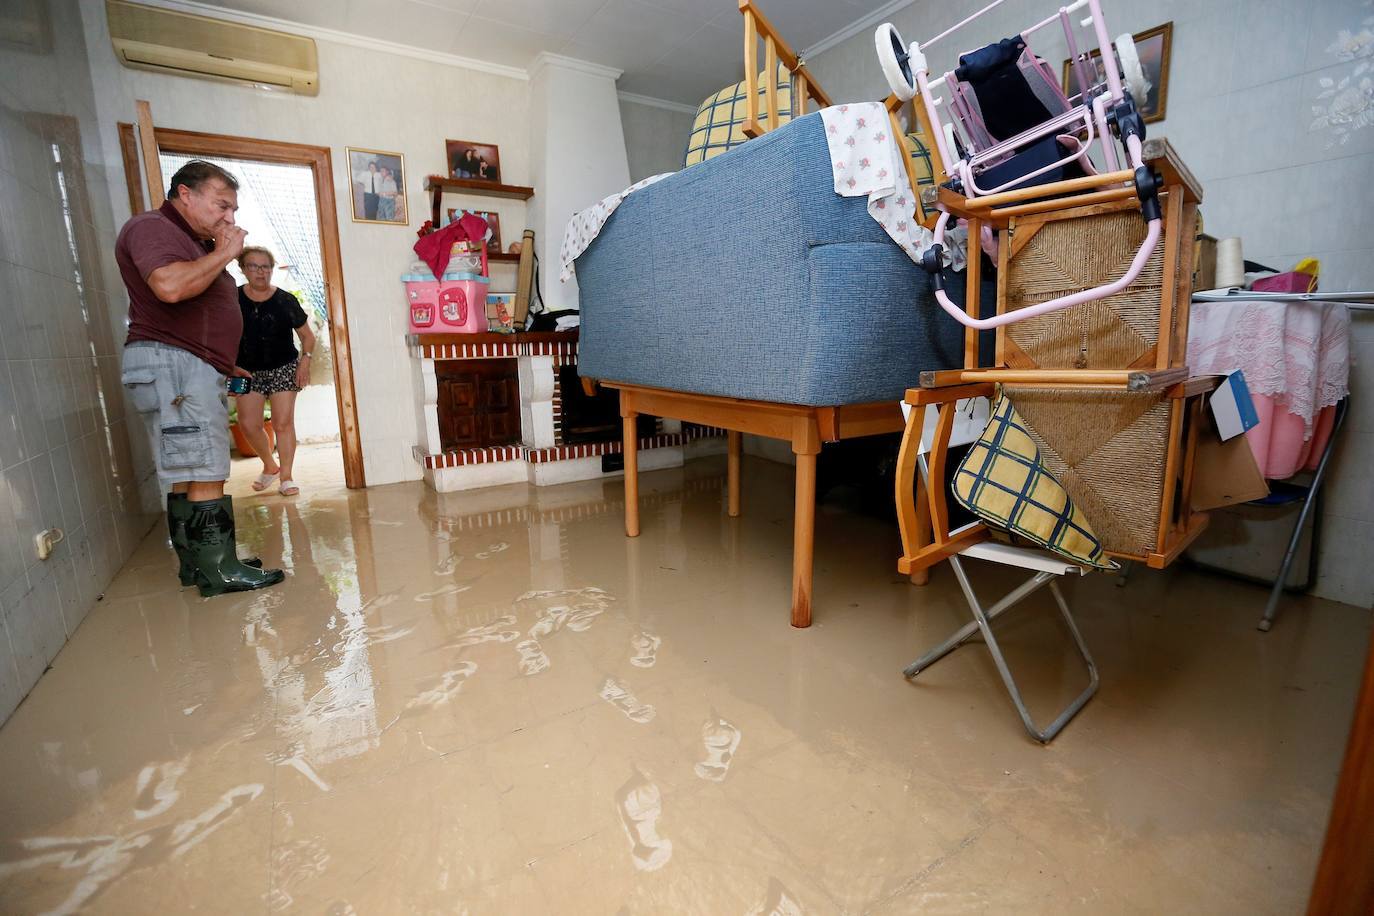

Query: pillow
[[902, 132, 936, 187], [683, 63, 793, 168], [952, 394, 1114, 569]]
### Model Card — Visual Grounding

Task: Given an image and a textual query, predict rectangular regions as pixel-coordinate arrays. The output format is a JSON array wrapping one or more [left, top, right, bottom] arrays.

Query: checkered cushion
[[952, 394, 1113, 569], [903, 132, 936, 186], [683, 63, 793, 167]]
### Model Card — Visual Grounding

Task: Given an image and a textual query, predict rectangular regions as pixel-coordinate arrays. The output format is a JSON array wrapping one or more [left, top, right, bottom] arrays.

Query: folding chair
[[896, 393, 1099, 743]]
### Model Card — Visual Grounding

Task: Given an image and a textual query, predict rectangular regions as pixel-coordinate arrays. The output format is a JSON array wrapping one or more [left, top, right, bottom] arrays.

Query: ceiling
[[192, 0, 900, 106]]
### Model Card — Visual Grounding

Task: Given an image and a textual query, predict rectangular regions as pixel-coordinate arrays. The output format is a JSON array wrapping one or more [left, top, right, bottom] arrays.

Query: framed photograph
[[347, 147, 408, 224], [447, 208, 501, 255], [445, 139, 502, 183], [1062, 22, 1172, 124], [486, 292, 516, 331]]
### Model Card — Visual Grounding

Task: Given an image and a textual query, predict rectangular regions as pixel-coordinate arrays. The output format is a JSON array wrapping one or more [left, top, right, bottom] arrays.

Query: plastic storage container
[[404, 260, 490, 334]]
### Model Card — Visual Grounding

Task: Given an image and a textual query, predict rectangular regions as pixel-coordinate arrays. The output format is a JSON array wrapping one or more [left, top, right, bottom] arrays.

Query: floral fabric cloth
[[560, 174, 672, 282]]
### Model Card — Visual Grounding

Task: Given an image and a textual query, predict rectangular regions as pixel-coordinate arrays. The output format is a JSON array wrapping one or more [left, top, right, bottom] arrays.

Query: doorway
[[118, 125, 365, 489]]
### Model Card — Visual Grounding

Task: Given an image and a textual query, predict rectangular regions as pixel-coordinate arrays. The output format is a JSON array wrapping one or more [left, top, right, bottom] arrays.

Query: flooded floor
[[0, 456, 1367, 914]]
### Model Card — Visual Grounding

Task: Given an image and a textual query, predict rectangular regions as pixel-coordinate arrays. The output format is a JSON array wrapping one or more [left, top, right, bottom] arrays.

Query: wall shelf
[[423, 175, 535, 200], [423, 175, 536, 241]]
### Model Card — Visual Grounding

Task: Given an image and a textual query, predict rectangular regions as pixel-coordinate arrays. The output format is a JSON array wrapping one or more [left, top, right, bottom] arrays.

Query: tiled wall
[[75, 2, 534, 488], [619, 99, 695, 182], [0, 0, 158, 724], [809, 0, 1374, 607]]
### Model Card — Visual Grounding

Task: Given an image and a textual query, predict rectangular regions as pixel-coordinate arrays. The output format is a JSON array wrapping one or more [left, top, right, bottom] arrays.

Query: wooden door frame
[[118, 124, 365, 488]]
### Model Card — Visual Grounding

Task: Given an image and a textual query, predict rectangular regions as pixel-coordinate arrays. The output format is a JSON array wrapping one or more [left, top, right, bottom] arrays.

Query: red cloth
[[414, 213, 488, 278]]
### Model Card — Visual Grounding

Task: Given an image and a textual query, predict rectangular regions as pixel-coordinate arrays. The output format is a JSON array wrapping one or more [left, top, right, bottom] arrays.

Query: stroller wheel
[[875, 23, 917, 101], [1114, 33, 1152, 104]]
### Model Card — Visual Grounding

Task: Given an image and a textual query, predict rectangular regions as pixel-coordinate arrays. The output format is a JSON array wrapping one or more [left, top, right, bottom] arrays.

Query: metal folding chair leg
[[904, 556, 1100, 743], [1258, 397, 1349, 633]]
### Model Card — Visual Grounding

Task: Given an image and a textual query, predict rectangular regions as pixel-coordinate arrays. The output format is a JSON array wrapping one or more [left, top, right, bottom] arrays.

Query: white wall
[[527, 55, 630, 315], [619, 99, 695, 182], [808, 0, 1374, 608], [0, 0, 156, 724], [76, 0, 533, 488]]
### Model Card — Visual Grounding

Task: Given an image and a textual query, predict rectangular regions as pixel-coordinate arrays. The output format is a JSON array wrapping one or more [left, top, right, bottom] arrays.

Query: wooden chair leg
[[727, 431, 742, 518], [910, 481, 932, 586], [791, 448, 818, 628], [622, 409, 640, 538], [895, 404, 932, 586]]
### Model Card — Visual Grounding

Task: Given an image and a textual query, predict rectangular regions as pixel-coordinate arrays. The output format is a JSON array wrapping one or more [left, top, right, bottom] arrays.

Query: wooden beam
[[1142, 137, 1203, 204], [897, 525, 990, 574], [965, 216, 981, 366], [904, 382, 995, 406], [989, 186, 1136, 220], [764, 36, 780, 132], [116, 122, 146, 214], [1308, 630, 1374, 914], [919, 367, 1189, 392], [960, 169, 1135, 211], [741, 8, 761, 139], [135, 100, 164, 207]]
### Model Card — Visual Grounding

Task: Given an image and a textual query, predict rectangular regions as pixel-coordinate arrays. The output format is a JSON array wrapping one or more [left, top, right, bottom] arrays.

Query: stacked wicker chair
[[895, 136, 1213, 578]]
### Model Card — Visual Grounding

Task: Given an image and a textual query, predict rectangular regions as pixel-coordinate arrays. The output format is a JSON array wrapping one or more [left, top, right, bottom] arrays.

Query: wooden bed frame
[[600, 381, 904, 628]]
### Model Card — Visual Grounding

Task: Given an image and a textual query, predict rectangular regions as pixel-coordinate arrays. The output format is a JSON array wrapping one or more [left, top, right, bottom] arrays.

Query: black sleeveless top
[[236, 287, 308, 372]]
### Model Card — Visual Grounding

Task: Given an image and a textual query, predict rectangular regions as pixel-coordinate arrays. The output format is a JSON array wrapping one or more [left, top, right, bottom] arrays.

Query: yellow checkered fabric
[[683, 63, 793, 168], [952, 395, 1113, 570], [902, 132, 936, 187]]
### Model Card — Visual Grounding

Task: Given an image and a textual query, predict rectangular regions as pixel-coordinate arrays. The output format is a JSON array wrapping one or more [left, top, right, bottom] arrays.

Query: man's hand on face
[[216, 225, 247, 259]]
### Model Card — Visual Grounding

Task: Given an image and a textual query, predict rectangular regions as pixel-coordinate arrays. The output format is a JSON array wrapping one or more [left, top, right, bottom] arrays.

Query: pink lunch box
[[403, 266, 490, 334]]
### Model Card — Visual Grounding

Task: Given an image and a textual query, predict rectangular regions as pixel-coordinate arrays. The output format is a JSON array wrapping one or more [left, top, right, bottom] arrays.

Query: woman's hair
[[238, 246, 275, 269]]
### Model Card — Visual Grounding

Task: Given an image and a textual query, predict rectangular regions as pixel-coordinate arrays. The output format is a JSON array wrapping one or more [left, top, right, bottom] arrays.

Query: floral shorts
[[247, 359, 302, 396]]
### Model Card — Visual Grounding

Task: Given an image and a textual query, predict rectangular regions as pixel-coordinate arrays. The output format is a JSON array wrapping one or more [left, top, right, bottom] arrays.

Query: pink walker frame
[[876, 0, 1163, 330]]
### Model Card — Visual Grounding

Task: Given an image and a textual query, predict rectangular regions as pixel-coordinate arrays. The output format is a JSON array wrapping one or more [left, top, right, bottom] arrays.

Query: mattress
[[574, 112, 970, 407]]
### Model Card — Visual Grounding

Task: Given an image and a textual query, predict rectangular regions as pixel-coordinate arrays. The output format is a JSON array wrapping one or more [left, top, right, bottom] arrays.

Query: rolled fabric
[[1216, 236, 1245, 288]]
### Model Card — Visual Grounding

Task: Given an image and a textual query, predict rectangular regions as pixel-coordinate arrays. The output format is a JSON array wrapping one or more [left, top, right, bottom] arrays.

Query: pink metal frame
[[905, 0, 1158, 330]]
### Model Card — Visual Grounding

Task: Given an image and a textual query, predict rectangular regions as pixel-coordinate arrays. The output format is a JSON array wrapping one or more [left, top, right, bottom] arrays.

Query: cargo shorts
[[122, 342, 232, 489]]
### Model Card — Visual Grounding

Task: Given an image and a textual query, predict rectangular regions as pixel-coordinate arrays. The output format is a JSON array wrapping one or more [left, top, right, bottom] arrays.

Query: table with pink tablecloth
[[1188, 298, 1351, 479]]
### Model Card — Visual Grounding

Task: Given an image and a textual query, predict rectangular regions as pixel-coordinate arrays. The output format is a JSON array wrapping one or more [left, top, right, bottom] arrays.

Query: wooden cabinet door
[[436, 359, 520, 451]]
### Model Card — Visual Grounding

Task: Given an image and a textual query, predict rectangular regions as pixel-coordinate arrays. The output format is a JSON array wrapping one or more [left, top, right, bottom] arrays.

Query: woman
[[235, 246, 315, 496], [378, 166, 398, 221]]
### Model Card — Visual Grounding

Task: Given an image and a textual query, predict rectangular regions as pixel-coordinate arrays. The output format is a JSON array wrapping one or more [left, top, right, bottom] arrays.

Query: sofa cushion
[[952, 394, 1113, 569], [684, 63, 793, 168]]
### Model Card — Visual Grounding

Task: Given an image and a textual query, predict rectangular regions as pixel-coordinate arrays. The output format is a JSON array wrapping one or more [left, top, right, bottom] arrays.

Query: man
[[115, 160, 284, 597], [357, 159, 381, 219]]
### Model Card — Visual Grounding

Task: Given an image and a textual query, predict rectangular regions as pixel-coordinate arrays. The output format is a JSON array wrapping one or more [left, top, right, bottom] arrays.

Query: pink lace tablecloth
[[1188, 298, 1351, 478]]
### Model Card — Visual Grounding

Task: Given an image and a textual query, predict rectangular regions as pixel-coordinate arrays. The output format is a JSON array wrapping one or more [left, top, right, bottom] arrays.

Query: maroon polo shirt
[[116, 200, 242, 375]]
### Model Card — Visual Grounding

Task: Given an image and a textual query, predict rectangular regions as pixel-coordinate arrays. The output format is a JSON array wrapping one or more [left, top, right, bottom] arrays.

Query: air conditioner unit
[[106, 0, 319, 96]]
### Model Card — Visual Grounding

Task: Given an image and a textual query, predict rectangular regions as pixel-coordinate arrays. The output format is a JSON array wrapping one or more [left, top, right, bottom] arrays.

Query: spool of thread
[[1216, 237, 1245, 288]]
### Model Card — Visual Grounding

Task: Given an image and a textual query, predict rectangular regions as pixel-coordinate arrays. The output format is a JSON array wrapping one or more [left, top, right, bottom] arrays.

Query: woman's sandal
[[251, 471, 280, 492], [279, 479, 300, 497]]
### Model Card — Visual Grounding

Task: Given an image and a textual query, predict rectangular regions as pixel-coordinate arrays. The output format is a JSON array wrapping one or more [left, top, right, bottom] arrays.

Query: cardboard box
[[1190, 425, 1269, 511], [1194, 232, 1217, 292], [1209, 370, 1260, 441]]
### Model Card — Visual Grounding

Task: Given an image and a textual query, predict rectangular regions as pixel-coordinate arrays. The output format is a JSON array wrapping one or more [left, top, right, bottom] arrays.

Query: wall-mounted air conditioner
[[106, 0, 318, 96]]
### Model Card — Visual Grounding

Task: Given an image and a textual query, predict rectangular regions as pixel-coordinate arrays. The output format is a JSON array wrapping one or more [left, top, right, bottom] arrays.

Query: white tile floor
[[0, 455, 1367, 913]]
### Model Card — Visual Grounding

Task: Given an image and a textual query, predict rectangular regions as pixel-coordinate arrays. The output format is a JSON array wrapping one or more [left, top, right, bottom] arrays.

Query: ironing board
[[1188, 298, 1351, 478], [1186, 296, 1354, 630]]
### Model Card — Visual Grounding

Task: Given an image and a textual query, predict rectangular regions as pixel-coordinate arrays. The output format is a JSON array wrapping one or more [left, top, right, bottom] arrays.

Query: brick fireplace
[[409, 332, 724, 492]]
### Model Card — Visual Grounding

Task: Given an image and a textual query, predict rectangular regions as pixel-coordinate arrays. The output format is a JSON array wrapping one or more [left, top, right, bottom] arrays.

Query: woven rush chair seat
[[999, 196, 1198, 371], [1001, 386, 1172, 558]]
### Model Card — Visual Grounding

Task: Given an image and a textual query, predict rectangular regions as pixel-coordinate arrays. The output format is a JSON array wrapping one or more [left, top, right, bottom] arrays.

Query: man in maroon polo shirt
[[116, 160, 283, 597]]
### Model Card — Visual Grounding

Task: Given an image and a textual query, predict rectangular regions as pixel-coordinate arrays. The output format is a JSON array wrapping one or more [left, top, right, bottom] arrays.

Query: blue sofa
[[574, 111, 969, 406]]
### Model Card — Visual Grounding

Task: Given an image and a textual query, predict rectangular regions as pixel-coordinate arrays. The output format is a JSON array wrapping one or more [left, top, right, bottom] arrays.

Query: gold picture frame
[[347, 146, 408, 225], [1062, 21, 1172, 124]]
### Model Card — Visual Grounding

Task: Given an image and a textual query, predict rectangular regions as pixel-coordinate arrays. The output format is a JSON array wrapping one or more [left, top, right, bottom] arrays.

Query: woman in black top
[[235, 246, 315, 496]]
